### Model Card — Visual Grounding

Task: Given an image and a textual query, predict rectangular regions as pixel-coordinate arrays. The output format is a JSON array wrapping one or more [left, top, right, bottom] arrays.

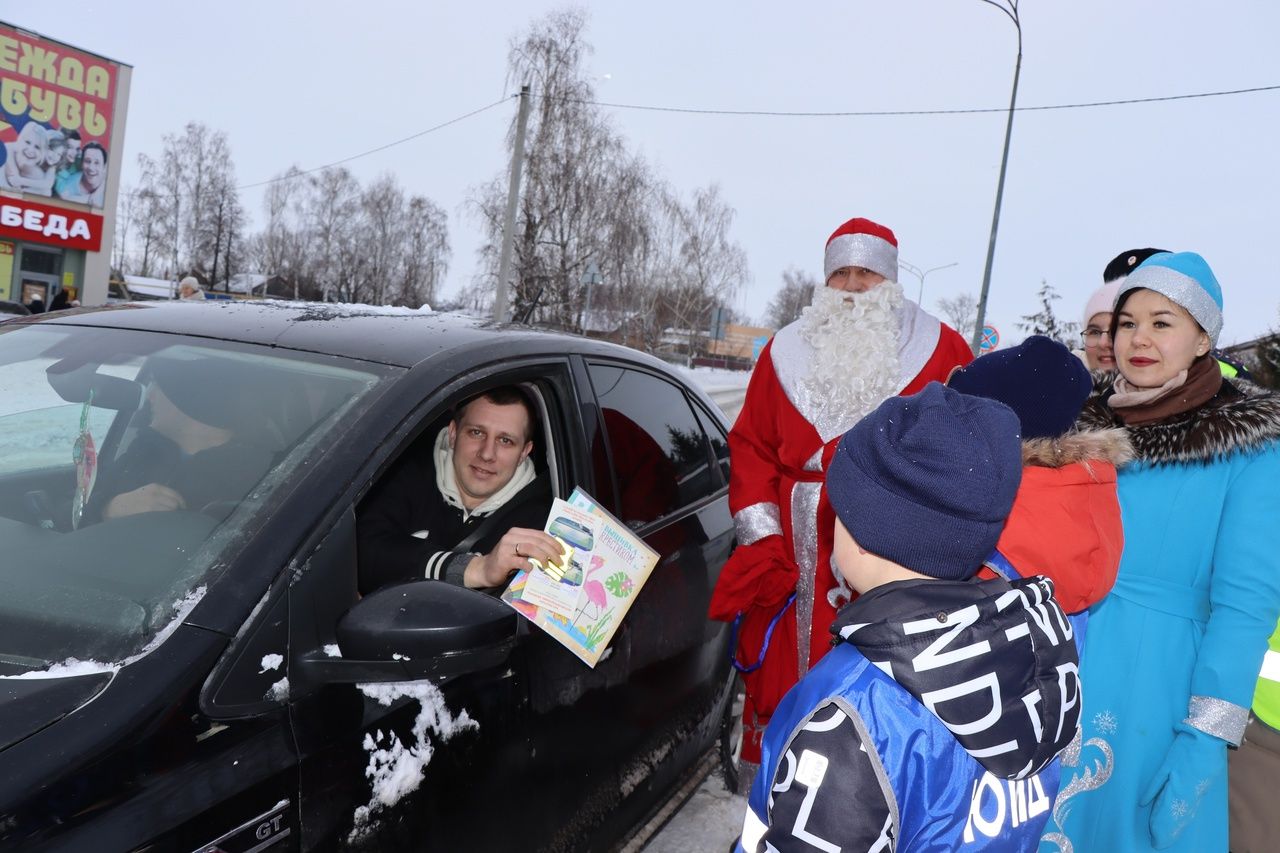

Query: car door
[[285, 358, 654, 850], [575, 358, 736, 811]]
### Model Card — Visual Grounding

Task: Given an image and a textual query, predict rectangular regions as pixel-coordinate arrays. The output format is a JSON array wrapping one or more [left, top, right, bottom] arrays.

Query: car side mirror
[[296, 581, 517, 686]]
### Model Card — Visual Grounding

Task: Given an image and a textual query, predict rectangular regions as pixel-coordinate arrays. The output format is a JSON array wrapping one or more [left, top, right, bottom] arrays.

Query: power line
[[544, 82, 1280, 118], [236, 95, 515, 190], [229, 80, 1278, 193]]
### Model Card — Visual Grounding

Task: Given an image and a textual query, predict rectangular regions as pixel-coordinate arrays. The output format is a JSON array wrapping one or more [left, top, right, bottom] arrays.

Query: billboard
[[0, 24, 118, 210], [0, 196, 104, 251]]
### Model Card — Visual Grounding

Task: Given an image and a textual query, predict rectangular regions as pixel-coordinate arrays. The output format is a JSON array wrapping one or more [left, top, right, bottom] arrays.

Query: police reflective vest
[[1253, 621, 1280, 729]]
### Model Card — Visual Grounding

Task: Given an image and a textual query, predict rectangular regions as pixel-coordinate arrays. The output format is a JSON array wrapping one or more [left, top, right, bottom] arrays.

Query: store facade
[[0, 21, 130, 307]]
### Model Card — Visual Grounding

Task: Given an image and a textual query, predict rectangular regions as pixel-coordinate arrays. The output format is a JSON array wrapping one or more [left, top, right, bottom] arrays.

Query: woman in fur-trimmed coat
[[1043, 253, 1280, 853]]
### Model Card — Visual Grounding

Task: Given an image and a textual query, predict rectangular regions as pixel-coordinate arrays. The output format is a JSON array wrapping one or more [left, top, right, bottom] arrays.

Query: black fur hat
[[1102, 248, 1168, 284]]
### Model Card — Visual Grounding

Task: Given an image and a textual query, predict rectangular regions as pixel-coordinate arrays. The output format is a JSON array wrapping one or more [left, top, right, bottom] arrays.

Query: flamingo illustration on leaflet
[[502, 488, 658, 667]]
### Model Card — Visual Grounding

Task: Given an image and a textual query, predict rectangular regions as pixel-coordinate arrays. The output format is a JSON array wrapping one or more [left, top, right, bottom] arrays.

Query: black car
[[0, 301, 737, 851]]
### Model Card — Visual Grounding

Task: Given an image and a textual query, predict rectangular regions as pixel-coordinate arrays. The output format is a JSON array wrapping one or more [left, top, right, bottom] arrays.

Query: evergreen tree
[[1018, 280, 1079, 348]]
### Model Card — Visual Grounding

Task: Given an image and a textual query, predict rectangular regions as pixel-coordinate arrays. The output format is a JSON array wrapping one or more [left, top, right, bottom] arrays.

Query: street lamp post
[[579, 261, 602, 335], [972, 0, 1022, 355], [899, 260, 959, 307]]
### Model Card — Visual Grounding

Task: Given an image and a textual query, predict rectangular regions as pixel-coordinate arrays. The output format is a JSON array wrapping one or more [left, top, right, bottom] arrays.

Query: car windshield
[[0, 323, 397, 674]]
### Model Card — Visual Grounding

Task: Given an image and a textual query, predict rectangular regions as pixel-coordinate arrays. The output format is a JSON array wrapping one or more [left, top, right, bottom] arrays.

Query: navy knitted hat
[[826, 383, 1023, 580], [946, 335, 1092, 439]]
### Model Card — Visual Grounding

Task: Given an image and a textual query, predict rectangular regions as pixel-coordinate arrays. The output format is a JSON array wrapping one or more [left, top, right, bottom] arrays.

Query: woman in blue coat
[[1041, 252, 1280, 851]]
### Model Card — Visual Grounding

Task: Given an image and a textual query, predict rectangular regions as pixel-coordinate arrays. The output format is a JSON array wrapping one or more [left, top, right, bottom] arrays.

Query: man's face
[[826, 266, 886, 294], [448, 397, 533, 510], [64, 139, 80, 167], [146, 384, 184, 441], [81, 148, 105, 188]]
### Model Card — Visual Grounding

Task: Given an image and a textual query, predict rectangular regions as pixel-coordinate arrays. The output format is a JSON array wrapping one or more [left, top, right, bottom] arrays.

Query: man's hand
[[102, 484, 186, 520], [463, 526, 568, 589]]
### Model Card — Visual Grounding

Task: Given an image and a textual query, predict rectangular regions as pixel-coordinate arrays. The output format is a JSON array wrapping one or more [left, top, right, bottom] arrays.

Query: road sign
[[753, 335, 770, 362], [979, 325, 1000, 352]]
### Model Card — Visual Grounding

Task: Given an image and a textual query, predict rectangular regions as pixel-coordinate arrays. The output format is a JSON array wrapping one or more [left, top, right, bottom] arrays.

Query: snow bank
[[672, 365, 752, 394]]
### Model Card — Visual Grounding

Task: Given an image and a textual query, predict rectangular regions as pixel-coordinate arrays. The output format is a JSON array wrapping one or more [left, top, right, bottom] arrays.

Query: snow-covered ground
[[676, 365, 751, 423], [645, 773, 745, 852]]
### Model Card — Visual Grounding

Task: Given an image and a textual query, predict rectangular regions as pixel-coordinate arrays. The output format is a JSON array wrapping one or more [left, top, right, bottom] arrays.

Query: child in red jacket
[[948, 335, 1132, 614]]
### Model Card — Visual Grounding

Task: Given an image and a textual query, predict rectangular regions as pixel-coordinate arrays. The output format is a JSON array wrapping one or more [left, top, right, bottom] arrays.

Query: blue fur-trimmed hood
[[1077, 373, 1280, 466]]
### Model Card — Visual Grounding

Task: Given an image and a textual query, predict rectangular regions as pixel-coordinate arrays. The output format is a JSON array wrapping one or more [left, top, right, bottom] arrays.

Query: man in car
[[357, 386, 560, 594], [96, 358, 275, 521], [708, 216, 974, 775]]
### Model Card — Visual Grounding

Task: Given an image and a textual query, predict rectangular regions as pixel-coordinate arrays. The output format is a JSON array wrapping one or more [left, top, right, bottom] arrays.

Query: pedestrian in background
[[178, 276, 206, 301], [1048, 252, 1280, 852], [1230, 621, 1280, 851], [1077, 248, 1168, 372]]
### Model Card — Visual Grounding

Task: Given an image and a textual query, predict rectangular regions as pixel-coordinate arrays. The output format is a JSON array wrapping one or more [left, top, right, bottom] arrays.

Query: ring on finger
[[515, 542, 524, 558]]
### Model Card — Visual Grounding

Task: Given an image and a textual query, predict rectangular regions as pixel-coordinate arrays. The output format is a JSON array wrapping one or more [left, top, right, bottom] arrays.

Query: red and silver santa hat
[[824, 217, 898, 283]]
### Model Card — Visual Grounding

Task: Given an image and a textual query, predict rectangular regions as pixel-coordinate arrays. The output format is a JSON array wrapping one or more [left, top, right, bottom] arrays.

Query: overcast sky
[[10, 1, 1280, 347]]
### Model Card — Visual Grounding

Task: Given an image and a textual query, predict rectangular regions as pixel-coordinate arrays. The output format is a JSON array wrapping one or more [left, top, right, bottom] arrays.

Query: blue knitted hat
[[826, 383, 1023, 581], [1118, 251, 1223, 345], [947, 335, 1092, 439]]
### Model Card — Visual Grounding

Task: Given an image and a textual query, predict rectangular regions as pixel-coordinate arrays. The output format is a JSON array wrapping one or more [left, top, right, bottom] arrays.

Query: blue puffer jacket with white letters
[[738, 569, 1081, 853]]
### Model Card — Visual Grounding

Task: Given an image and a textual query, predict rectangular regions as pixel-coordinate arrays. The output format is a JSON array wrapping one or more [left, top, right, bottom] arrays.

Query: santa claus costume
[[708, 217, 973, 766]]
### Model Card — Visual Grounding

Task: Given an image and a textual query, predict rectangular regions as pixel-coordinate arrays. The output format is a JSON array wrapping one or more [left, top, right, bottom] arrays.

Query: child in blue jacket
[[737, 383, 1081, 851]]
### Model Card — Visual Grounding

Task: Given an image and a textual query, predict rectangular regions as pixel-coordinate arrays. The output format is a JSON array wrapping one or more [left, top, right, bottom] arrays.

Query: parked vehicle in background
[[0, 301, 736, 851]]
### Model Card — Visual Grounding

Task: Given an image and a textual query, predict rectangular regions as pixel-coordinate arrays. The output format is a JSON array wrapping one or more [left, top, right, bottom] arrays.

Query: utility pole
[[972, 0, 1022, 354], [579, 261, 601, 334], [495, 85, 531, 324], [172, 191, 181, 299]]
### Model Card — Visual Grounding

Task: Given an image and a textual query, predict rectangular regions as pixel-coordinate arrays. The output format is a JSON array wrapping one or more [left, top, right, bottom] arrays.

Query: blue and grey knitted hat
[[1117, 251, 1223, 345]]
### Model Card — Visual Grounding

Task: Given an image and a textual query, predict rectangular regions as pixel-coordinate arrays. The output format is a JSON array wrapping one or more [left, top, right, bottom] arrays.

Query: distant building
[[217, 273, 289, 298], [699, 323, 775, 370]]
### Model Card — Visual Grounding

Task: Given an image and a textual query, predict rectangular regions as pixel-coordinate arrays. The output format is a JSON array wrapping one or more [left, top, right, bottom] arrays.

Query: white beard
[[797, 281, 904, 430]]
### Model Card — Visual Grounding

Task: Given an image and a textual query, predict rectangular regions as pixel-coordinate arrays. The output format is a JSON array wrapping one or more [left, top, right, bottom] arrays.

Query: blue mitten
[[1138, 723, 1226, 849]]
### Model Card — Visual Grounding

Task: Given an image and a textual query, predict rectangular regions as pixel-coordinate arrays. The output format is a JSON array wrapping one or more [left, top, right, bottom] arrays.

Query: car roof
[[19, 301, 671, 371]]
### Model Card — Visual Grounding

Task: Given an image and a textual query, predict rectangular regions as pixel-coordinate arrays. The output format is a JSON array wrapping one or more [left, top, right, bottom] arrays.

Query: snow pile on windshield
[[2, 586, 207, 680], [347, 680, 478, 843]]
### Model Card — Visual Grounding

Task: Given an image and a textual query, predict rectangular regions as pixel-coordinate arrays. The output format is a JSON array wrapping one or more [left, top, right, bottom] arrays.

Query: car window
[[0, 323, 397, 674], [586, 363, 717, 526], [693, 402, 730, 487], [0, 358, 124, 477]]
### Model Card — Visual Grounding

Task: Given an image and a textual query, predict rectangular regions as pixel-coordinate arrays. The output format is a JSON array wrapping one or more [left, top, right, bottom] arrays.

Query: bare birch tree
[[765, 268, 818, 329], [936, 292, 979, 341], [471, 8, 752, 352]]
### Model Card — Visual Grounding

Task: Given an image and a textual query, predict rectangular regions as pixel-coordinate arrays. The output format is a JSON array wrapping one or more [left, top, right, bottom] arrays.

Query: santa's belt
[[779, 465, 825, 485]]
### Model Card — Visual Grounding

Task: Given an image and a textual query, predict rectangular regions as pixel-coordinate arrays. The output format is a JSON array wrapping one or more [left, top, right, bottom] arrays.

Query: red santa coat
[[708, 302, 972, 763]]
